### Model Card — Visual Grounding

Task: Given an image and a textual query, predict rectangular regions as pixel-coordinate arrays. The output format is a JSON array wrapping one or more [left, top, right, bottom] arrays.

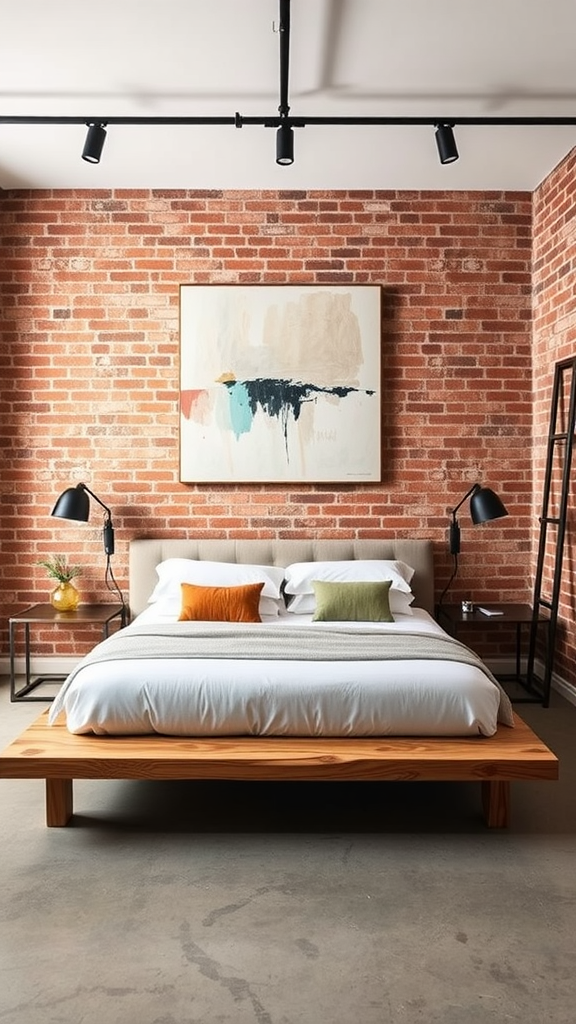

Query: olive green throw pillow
[[311, 579, 394, 622]]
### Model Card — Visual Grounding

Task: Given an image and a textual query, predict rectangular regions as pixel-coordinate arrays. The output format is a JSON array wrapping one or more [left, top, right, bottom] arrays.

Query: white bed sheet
[[49, 609, 509, 738]]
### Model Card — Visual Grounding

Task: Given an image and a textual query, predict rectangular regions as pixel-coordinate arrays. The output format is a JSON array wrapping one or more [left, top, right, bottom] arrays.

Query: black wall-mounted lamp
[[52, 482, 114, 553], [51, 482, 125, 614], [448, 483, 508, 555], [439, 482, 509, 606]]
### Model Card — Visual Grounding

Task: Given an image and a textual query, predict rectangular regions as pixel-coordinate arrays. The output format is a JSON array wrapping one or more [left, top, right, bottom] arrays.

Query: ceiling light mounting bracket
[[278, 0, 291, 120]]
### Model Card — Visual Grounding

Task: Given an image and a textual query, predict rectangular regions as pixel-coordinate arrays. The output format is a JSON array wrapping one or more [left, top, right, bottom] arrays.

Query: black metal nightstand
[[436, 603, 551, 705], [9, 603, 125, 702]]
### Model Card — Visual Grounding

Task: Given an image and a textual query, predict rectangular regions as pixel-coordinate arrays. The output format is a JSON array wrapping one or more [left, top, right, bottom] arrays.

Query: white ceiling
[[1, 0, 576, 191]]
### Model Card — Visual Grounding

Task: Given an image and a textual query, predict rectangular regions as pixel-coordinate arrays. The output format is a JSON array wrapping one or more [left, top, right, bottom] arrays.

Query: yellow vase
[[50, 582, 80, 611]]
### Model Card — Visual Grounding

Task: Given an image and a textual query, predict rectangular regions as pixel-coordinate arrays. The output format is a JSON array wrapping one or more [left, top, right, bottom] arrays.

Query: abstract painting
[[179, 284, 381, 482]]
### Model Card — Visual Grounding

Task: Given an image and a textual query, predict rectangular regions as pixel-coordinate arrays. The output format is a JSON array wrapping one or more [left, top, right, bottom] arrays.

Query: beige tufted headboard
[[129, 538, 435, 618]]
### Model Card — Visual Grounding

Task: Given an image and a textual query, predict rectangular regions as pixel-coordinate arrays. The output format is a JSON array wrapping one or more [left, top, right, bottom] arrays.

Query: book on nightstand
[[477, 607, 504, 616]]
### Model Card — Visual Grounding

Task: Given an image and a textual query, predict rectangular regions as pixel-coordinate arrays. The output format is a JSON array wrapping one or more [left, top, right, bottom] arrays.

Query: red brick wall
[[533, 152, 576, 687], [0, 188, 535, 661]]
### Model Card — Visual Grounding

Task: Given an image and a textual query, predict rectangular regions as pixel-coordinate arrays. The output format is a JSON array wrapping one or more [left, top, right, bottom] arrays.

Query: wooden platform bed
[[0, 538, 558, 828], [0, 707, 558, 827]]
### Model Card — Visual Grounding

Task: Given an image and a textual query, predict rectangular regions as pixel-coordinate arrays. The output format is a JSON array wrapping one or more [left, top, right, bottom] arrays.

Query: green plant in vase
[[38, 555, 83, 611]]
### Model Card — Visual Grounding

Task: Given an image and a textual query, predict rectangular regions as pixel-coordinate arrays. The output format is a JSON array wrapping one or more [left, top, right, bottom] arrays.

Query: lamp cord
[[437, 553, 459, 608], [104, 555, 129, 623]]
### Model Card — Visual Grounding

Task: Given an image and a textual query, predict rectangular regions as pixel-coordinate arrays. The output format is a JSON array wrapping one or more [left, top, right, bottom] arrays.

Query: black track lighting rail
[[1, 115, 576, 127]]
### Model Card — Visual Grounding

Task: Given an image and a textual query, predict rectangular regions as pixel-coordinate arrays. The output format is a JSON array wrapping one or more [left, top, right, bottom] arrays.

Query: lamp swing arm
[[76, 482, 112, 521], [450, 482, 481, 519], [448, 483, 481, 555], [76, 483, 115, 556]]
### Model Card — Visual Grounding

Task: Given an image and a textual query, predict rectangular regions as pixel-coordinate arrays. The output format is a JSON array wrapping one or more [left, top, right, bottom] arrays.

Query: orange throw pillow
[[178, 582, 264, 622]]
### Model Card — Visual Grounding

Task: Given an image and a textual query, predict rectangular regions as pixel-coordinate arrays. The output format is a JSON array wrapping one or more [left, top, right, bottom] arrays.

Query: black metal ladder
[[526, 355, 576, 706]]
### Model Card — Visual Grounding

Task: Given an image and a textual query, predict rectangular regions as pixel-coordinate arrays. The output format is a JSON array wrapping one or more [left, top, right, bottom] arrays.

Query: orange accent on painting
[[181, 389, 207, 419]]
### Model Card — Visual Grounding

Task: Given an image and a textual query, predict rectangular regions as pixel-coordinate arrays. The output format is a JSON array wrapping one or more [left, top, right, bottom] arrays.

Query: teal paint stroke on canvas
[[223, 379, 254, 436]]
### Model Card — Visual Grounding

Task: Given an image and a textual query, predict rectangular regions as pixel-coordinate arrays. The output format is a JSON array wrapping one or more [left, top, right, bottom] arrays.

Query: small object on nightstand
[[461, 600, 474, 613], [37, 555, 83, 611], [477, 606, 504, 616]]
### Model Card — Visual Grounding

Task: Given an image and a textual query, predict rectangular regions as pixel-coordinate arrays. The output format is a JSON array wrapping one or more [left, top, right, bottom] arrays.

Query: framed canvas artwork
[[179, 284, 381, 483]]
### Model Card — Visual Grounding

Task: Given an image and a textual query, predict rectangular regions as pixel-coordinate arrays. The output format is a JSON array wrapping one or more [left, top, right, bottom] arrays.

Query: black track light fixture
[[276, 121, 294, 165], [82, 123, 107, 164], [435, 123, 459, 165], [2, 2, 576, 171]]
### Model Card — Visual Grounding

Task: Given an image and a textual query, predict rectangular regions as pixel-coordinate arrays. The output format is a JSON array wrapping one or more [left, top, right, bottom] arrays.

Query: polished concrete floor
[[1, 677, 575, 1024]]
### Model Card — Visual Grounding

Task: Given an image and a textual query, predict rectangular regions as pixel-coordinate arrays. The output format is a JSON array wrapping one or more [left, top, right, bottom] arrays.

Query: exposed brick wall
[[533, 152, 576, 687], [0, 188, 535, 662]]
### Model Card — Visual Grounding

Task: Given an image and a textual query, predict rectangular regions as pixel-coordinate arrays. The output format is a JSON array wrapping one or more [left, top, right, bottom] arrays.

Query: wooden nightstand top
[[436, 603, 546, 627], [10, 603, 125, 626]]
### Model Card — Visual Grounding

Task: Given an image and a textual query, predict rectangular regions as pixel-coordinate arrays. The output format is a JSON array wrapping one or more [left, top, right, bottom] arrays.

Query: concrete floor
[[1, 677, 575, 1024]]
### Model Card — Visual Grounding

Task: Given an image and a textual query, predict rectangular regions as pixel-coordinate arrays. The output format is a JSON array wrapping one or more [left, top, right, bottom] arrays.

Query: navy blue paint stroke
[[222, 377, 376, 460]]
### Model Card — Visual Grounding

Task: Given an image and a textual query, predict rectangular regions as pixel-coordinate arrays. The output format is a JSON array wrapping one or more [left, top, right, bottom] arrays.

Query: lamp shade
[[51, 485, 90, 522], [469, 486, 508, 525]]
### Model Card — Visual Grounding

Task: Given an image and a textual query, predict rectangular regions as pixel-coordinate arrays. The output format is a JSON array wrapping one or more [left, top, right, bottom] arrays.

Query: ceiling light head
[[435, 123, 459, 165], [276, 122, 294, 165], [82, 123, 107, 164]]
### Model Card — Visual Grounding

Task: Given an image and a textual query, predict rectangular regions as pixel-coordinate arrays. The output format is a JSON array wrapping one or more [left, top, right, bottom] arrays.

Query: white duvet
[[48, 608, 512, 738]]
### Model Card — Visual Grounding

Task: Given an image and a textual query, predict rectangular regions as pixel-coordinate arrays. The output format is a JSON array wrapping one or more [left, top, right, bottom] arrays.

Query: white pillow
[[286, 589, 415, 616], [283, 559, 415, 596], [148, 559, 286, 603], [145, 592, 282, 619]]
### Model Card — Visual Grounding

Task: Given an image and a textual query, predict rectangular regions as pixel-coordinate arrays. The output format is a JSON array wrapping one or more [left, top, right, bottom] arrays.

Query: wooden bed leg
[[46, 779, 73, 827], [481, 780, 510, 828]]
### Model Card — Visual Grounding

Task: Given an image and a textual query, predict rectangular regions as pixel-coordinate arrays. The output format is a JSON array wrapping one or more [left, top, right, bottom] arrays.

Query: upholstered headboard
[[129, 538, 435, 618]]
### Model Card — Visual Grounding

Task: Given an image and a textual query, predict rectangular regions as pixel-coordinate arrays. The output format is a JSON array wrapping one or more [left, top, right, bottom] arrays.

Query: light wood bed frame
[[0, 538, 558, 828]]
